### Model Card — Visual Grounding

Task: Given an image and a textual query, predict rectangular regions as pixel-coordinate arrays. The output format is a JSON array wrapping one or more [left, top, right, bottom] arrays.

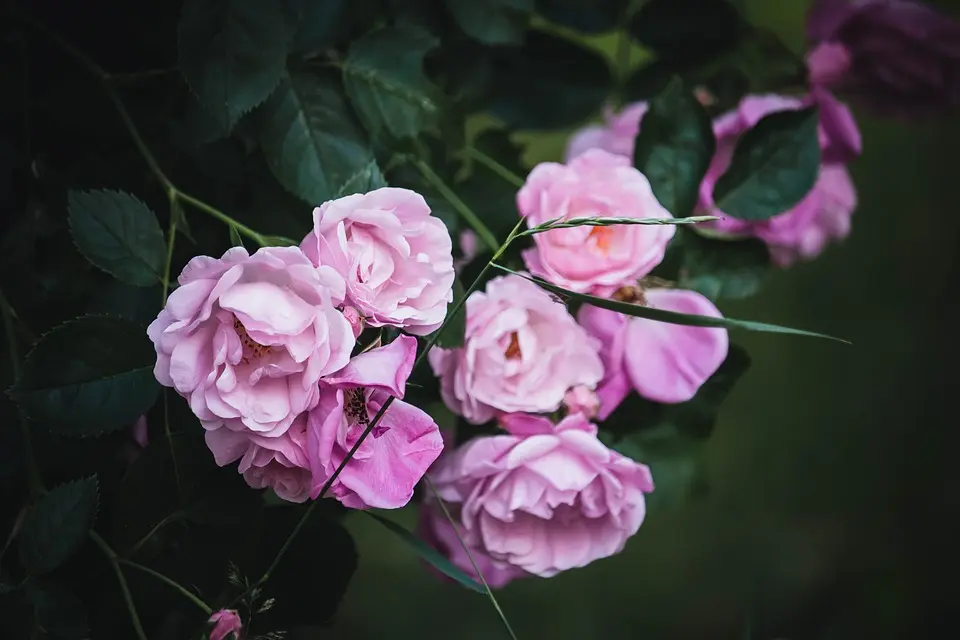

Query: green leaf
[[282, 0, 346, 55], [677, 230, 770, 301], [67, 190, 166, 287], [628, 0, 745, 66], [486, 31, 613, 130], [258, 71, 378, 204], [178, 0, 289, 131], [342, 25, 441, 140], [446, 0, 533, 45], [633, 78, 716, 218], [27, 581, 89, 638], [536, 0, 627, 34], [615, 424, 704, 511], [19, 477, 98, 575], [493, 265, 849, 343], [713, 106, 821, 221], [430, 277, 466, 348], [10, 315, 161, 435], [365, 511, 484, 593]]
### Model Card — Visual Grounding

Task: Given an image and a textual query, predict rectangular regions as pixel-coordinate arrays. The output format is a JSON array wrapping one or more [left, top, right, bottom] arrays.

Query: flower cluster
[[148, 188, 451, 508]]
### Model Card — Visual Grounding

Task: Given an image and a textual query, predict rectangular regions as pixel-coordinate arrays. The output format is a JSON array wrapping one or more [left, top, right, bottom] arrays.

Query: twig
[[90, 532, 148, 640]]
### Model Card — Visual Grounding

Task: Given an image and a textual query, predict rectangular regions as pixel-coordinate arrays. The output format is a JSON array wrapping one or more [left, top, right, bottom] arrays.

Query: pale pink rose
[[205, 413, 312, 503], [698, 94, 859, 265], [564, 102, 648, 161], [428, 274, 604, 424], [300, 187, 455, 336], [578, 288, 729, 418], [208, 609, 242, 640], [517, 149, 675, 295], [429, 413, 654, 577], [147, 247, 354, 440], [417, 501, 527, 589], [563, 385, 599, 419], [454, 230, 480, 271], [307, 335, 444, 509]]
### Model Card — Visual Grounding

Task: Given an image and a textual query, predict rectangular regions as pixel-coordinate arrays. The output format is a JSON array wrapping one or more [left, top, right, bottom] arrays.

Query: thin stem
[[1, 290, 43, 497], [90, 532, 148, 640], [118, 558, 213, 615], [102, 87, 173, 190], [463, 147, 525, 189], [161, 201, 179, 303], [125, 510, 183, 559], [424, 477, 518, 640], [412, 158, 500, 253], [176, 191, 267, 246]]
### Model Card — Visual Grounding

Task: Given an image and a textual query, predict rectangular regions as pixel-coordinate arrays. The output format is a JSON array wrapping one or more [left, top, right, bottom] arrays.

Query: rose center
[[233, 317, 273, 364], [588, 226, 615, 255], [504, 332, 522, 359], [345, 387, 369, 424], [612, 285, 647, 306]]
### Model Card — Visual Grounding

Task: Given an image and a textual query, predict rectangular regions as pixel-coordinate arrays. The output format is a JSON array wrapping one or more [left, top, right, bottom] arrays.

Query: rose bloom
[[564, 102, 649, 161], [806, 0, 960, 117], [208, 609, 242, 640], [429, 274, 603, 424], [148, 246, 354, 438], [300, 187, 455, 335], [308, 335, 444, 509], [698, 94, 859, 265], [428, 412, 654, 577], [517, 149, 675, 295], [578, 287, 729, 418]]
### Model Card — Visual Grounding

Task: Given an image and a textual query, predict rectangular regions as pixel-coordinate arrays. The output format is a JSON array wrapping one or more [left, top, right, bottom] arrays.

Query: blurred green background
[[325, 1, 960, 637]]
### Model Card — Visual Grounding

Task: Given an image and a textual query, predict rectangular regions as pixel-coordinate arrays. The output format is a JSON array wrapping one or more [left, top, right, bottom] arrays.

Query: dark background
[[326, 1, 960, 637]]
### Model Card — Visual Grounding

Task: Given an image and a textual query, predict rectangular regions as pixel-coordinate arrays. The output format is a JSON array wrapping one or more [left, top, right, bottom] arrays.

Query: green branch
[[118, 558, 213, 615], [463, 147, 526, 189], [412, 158, 500, 253], [90, 532, 148, 640]]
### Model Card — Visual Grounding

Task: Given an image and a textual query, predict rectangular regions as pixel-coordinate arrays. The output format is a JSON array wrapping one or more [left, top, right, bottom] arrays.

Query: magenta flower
[[307, 335, 444, 509], [578, 288, 729, 418], [208, 609, 242, 640], [428, 412, 654, 578]]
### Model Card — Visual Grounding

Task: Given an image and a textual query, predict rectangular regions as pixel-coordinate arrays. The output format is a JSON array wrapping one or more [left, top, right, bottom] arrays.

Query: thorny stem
[[90, 532, 148, 640]]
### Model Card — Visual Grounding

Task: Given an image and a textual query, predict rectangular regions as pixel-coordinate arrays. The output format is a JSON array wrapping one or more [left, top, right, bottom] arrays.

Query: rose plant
[[0, 0, 948, 637]]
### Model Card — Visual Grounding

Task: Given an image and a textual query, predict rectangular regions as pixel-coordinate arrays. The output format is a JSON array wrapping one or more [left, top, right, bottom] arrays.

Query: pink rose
[[208, 609, 242, 640], [698, 94, 859, 265], [147, 246, 354, 439], [307, 335, 444, 509], [205, 413, 312, 503], [300, 187, 455, 335], [429, 413, 654, 577], [578, 288, 729, 418], [564, 102, 648, 161], [417, 501, 527, 589], [562, 385, 599, 419], [517, 149, 676, 295], [428, 274, 604, 424]]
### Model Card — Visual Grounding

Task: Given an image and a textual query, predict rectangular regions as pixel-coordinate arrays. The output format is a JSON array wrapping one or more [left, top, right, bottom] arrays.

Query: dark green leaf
[[486, 31, 613, 130], [19, 477, 98, 575], [10, 315, 161, 435], [622, 60, 676, 103], [258, 71, 377, 204], [342, 25, 441, 139], [178, 0, 289, 131], [713, 106, 821, 221], [67, 190, 166, 287], [536, 0, 627, 34], [628, 0, 745, 66], [27, 582, 89, 638], [446, 0, 533, 45], [633, 78, 716, 218], [430, 278, 466, 348], [365, 511, 484, 593], [494, 265, 849, 343], [677, 230, 770, 301], [282, 0, 346, 55]]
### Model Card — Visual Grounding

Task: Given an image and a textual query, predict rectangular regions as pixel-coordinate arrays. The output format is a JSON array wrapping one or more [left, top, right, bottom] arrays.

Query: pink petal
[[322, 334, 417, 397]]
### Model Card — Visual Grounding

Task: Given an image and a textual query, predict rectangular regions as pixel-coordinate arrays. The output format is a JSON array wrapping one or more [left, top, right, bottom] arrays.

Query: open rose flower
[[698, 94, 859, 265], [148, 247, 354, 439], [205, 413, 312, 503], [429, 274, 603, 424], [517, 149, 676, 295], [806, 0, 960, 117], [578, 288, 729, 418], [307, 335, 444, 509], [428, 412, 654, 577], [300, 187, 455, 335]]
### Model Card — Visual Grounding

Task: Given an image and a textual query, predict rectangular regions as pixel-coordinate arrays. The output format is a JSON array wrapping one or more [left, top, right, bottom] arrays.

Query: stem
[[118, 558, 213, 615], [125, 510, 183, 559], [463, 147, 526, 189], [412, 159, 500, 253], [162, 201, 179, 303], [102, 87, 173, 190], [1, 290, 43, 497], [176, 191, 267, 246], [90, 532, 148, 640], [424, 477, 518, 640]]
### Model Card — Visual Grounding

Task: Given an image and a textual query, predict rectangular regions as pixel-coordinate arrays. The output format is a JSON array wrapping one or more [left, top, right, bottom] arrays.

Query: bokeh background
[[322, 1, 960, 637]]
